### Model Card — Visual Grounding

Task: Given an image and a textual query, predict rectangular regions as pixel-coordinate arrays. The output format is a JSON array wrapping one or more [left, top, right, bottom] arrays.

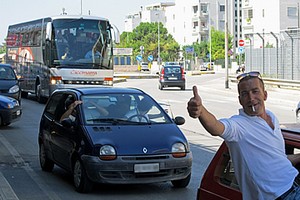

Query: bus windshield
[[52, 18, 113, 69]]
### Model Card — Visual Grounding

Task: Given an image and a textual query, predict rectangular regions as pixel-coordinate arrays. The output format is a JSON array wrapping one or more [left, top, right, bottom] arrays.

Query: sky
[[0, 0, 174, 44]]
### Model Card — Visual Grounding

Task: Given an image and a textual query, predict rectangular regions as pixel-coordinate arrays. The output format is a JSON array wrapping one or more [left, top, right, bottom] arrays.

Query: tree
[[117, 22, 180, 62]]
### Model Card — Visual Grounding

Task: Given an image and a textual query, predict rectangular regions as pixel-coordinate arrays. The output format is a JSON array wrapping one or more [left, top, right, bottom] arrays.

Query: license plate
[[16, 110, 21, 116], [168, 77, 178, 80], [134, 163, 159, 173]]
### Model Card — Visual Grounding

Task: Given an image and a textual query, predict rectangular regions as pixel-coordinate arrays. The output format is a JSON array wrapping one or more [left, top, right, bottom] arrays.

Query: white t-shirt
[[220, 109, 298, 200]]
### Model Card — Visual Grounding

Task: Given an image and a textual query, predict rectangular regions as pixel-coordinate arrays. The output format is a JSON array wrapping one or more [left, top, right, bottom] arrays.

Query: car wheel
[[158, 84, 163, 90], [297, 109, 300, 123], [39, 143, 54, 172], [171, 173, 191, 188], [181, 86, 185, 90], [73, 158, 93, 193]]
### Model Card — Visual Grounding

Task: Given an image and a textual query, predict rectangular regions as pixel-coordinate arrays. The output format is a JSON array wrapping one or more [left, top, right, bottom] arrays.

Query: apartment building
[[242, 0, 299, 48]]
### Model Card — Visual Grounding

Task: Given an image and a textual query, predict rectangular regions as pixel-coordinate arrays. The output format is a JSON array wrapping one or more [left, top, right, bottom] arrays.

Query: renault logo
[[143, 147, 148, 154]]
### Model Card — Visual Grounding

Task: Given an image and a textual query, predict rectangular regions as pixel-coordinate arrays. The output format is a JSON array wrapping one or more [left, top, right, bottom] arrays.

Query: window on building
[[220, 5, 225, 12], [287, 7, 297, 17], [193, 5, 198, 14], [193, 21, 198, 29], [201, 4, 208, 13], [244, 9, 253, 19]]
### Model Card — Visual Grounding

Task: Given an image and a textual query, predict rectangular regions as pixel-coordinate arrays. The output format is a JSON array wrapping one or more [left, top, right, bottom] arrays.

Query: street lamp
[[156, 13, 161, 65]]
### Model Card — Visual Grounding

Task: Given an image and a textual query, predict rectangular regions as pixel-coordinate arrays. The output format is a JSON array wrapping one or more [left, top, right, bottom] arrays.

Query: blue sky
[[0, 0, 174, 44]]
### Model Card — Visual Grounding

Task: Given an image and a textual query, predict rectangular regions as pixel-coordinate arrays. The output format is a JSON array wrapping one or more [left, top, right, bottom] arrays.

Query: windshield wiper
[[86, 118, 151, 125]]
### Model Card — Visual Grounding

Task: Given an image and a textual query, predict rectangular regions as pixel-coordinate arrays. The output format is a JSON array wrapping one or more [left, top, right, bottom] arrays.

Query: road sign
[[239, 39, 245, 47], [136, 55, 142, 62], [238, 46, 245, 54], [148, 55, 153, 62]]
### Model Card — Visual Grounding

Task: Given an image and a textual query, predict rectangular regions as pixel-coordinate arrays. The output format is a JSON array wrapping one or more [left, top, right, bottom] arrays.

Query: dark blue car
[[0, 64, 21, 103], [38, 87, 192, 193], [0, 94, 22, 126]]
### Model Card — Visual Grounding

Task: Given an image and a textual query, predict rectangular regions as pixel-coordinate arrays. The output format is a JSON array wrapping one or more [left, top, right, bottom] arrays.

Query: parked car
[[38, 87, 192, 193], [139, 62, 149, 71], [158, 65, 186, 90], [0, 64, 21, 103], [296, 101, 300, 123], [197, 123, 300, 200], [0, 94, 22, 126]]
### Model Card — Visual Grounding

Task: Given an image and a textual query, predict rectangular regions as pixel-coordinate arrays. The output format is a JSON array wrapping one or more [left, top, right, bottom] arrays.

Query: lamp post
[[225, 0, 229, 89], [157, 14, 161, 65]]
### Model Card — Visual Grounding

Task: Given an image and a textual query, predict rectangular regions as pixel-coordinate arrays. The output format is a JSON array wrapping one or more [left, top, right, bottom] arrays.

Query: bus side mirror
[[111, 24, 120, 44], [46, 22, 52, 41]]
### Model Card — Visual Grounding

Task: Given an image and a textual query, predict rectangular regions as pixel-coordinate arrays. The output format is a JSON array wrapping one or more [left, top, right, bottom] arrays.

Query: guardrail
[[229, 75, 300, 90]]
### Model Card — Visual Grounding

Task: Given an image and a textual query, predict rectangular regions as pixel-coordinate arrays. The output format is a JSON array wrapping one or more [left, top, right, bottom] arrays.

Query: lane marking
[[0, 134, 61, 200]]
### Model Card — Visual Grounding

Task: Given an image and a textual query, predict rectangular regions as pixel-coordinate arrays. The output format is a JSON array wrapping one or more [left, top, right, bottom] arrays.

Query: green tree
[[209, 28, 233, 60], [0, 42, 6, 54], [117, 22, 180, 62]]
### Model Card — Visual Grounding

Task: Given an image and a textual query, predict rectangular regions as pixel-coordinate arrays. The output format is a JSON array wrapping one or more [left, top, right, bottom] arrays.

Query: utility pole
[[225, 0, 229, 88]]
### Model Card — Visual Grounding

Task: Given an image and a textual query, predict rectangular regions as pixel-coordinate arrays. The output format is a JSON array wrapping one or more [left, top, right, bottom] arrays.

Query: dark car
[[0, 94, 22, 126], [197, 123, 300, 200], [0, 64, 21, 103], [38, 87, 192, 193], [158, 65, 186, 90]]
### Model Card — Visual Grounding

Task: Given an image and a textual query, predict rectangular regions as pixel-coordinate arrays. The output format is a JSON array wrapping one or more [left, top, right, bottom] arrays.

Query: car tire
[[73, 158, 93, 193], [171, 173, 191, 188], [159, 84, 163, 90], [181, 86, 185, 90], [39, 143, 54, 172]]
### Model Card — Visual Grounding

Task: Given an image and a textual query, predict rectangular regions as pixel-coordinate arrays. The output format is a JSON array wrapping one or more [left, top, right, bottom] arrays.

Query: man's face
[[238, 78, 267, 116]]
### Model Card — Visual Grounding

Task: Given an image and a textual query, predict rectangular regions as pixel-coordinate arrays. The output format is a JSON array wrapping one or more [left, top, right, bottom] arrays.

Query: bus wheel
[[21, 91, 28, 98], [35, 83, 46, 103]]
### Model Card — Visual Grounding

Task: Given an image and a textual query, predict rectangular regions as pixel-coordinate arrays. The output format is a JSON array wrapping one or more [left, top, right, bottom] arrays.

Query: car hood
[[0, 80, 18, 89], [85, 124, 188, 155]]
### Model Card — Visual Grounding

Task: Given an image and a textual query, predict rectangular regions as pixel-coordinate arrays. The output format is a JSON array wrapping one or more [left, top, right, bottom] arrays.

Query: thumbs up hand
[[187, 85, 203, 118]]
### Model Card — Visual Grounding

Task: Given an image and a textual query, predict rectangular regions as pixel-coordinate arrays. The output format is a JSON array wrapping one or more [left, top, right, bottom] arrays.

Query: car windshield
[[80, 93, 172, 125], [0, 66, 17, 80]]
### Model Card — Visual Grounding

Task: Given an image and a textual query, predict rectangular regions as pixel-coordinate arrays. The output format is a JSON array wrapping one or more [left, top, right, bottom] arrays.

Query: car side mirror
[[174, 116, 185, 125]]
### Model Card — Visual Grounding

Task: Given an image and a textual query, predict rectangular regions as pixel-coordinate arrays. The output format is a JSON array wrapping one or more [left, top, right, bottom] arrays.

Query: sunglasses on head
[[236, 71, 262, 83]]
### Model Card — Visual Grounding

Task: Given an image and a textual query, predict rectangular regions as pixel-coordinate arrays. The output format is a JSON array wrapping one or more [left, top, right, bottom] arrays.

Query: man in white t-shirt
[[187, 71, 300, 200]]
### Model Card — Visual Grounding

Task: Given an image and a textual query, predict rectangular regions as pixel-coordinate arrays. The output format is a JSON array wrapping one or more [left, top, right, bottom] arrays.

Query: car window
[[164, 67, 181, 74], [81, 93, 172, 125], [44, 93, 65, 120], [0, 66, 16, 80]]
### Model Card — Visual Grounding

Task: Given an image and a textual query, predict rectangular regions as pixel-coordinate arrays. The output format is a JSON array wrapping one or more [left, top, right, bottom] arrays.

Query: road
[[0, 72, 299, 199]]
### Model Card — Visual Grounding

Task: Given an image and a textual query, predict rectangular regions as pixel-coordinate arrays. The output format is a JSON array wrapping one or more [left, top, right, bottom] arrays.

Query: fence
[[244, 28, 300, 81]]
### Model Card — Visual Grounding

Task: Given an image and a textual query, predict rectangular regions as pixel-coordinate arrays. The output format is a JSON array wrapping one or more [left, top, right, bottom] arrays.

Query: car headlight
[[99, 145, 116, 160], [9, 85, 20, 94], [172, 143, 187, 158]]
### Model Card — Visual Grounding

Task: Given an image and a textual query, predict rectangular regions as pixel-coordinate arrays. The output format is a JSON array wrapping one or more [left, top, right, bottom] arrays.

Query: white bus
[[6, 15, 119, 102]]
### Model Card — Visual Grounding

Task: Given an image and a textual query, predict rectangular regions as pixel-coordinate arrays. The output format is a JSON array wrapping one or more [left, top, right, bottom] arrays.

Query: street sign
[[238, 46, 245, 54], [239, 39, 245, 47], [148, 55, 153, 62], [136, 55, 142, 62]]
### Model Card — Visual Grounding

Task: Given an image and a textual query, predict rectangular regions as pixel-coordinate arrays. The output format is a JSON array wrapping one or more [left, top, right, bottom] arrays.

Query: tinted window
[[164, 67, 181, 74]]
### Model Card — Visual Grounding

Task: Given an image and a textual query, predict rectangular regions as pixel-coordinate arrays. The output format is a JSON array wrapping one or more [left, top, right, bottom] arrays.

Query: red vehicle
[[197, 123, 300, 200]]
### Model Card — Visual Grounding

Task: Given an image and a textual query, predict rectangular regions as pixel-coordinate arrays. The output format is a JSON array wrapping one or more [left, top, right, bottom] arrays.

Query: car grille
[[122, 155, 170, 161], [99, 167, 189, 180]]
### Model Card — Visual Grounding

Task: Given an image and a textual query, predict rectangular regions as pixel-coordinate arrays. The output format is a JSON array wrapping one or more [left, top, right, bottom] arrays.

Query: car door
[[50, 93, 80, 170]]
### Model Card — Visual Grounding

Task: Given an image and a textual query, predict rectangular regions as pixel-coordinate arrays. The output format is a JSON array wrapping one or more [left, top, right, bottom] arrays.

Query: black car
[[158, 65, 186, 90], [0, 94, 22, 126], [38, 87, 192, 193], [0, 64, 21, 103]]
